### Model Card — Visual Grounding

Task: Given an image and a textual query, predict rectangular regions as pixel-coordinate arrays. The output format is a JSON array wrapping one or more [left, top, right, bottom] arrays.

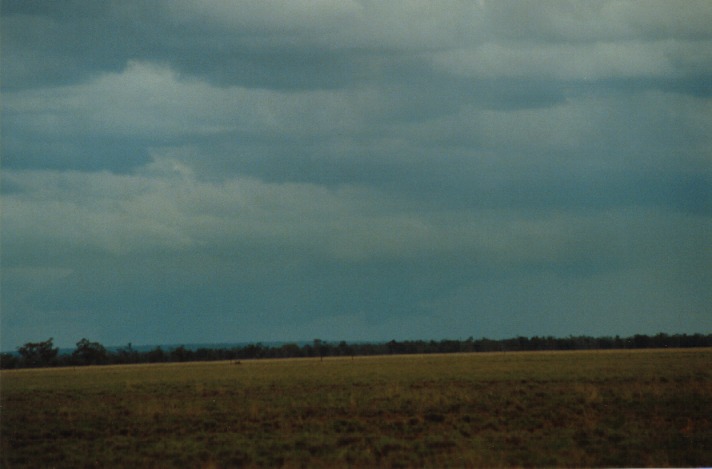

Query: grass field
[[2, 349, 710, 467]]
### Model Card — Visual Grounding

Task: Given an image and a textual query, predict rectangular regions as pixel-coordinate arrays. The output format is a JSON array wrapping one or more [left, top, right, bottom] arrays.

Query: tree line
[[2, 333, 711, 369]]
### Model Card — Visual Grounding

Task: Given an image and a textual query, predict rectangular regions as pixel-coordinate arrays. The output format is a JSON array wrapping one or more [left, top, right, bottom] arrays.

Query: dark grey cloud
[[4, 1, 711, 93], [2, 1, 711, 349]]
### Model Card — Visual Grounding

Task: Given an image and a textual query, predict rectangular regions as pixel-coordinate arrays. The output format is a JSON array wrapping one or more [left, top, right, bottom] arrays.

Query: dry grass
[[2, 349, 711, 467]]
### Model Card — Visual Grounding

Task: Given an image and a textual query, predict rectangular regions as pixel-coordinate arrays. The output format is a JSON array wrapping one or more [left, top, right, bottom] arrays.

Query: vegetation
[[3, 333, 712, 369], [13, 338, 59, 368], [2, 349, 710, 467]]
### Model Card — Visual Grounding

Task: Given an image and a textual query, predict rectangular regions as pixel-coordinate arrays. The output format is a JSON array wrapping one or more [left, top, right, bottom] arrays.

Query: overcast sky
[[2, 1, 711, 350]]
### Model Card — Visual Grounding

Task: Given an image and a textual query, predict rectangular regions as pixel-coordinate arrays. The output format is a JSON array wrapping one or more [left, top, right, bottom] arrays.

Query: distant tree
[[17, 338, 59, 367], [0, 353, 19, 369], [462, 337, 475, 353], [439, 339, 462, 354], [336, 340, 353, 357], [170, 345, 192, 362], [194, 347, 218, 361], [386, 340, 398, 355], [116, 342, 139, 364], [240, 343, 265, 359], [278, 343, 303, 358], [147, 346, 166, 363], [313, 339, 325, 360], [72, 338, 108, 365], [632, 334, 651, 349]]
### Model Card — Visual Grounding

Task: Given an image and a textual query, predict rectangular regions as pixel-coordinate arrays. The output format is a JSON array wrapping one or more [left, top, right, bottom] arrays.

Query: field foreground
[[2, 349, 710, 467]]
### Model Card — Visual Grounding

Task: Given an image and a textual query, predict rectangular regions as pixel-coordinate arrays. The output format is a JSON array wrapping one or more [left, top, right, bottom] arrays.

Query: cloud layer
[[2, 1, 711, 348]]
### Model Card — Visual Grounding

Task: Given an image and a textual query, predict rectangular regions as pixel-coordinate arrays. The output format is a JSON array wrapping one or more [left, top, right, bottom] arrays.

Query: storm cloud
[[2, 1, 710, 349]]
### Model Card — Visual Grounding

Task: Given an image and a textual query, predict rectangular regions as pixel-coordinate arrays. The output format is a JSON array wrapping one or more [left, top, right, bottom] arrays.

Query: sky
[[1, 1, 711, 350]]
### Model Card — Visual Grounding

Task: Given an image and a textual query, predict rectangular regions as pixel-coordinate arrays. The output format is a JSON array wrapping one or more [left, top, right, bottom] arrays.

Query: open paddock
[[2, 349, 710, 467]]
